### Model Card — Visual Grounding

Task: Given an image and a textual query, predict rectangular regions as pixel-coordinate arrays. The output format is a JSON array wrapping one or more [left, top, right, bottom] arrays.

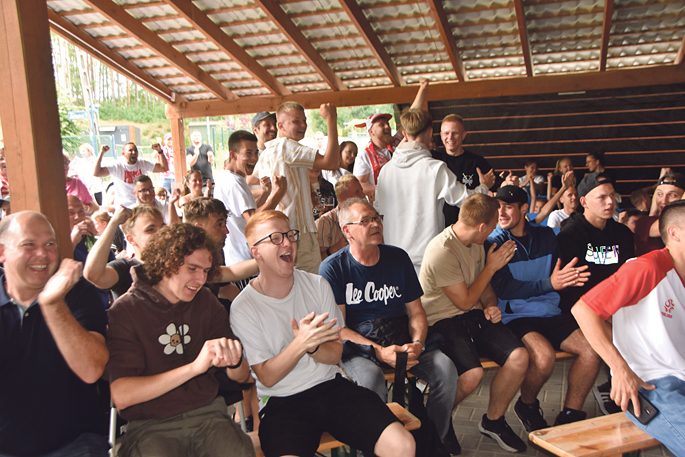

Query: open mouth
[[28, 265, 48, 271], [280, 253, 293, 263]]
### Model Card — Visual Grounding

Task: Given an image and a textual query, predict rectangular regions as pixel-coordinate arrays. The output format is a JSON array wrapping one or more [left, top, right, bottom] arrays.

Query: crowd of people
[[0, 77, 683, 457]]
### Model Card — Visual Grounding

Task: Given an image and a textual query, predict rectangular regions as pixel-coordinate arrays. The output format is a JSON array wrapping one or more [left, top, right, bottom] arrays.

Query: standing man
[[230, 210, 415, 457], [154, 133, 175, 194], [353, 79, 429, 197], [252, 102, 340, 274], [0, 212, 109, 456], [319, 198, 460, 454], [434, 114, 496, 226], [376, 107, 494, 276], [94, 143, 168, 208], [252, 111, 277, 154], [132, 174, 180, 225], [572, 200, 685, 456], [186, 130, 215, 188], [486, 185, 601, 431]]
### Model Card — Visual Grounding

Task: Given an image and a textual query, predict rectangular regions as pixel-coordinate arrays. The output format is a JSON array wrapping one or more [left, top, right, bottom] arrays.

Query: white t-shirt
[[107, 159, 156, 208], [546, 209, 571, 229], [353, 145, 391, 186], [230, 270, 344, 402], [214, 170, 255, 266], [322, 168, 351, 187], [132, 198, 169, 225]]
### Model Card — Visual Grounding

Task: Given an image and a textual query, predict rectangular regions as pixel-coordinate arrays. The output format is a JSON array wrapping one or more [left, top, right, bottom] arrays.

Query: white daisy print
[[158, 323, 191, 355]]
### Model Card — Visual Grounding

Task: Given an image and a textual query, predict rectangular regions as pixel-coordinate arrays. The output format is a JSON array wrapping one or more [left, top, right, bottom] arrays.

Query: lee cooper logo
[[661, 299, 675, 319]]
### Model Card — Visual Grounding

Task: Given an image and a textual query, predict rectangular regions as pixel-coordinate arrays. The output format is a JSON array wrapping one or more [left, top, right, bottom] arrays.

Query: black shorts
[[505, 314, 579, 350], [431, 309, 525, 375], [258, 375, 399, 457]]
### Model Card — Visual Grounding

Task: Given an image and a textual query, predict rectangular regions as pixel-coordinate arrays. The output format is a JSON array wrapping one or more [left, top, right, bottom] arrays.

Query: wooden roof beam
[[599, 0, 614, 71], [48, 9, 185, 104], [513, 0, 533, 77], [80, 0, 235, 100], [162, 0, 290, 96], [339, 0, 404, 87], [251, 0, 346, 91], [170, 65, 685, 118], [425, 0, 466, 82]]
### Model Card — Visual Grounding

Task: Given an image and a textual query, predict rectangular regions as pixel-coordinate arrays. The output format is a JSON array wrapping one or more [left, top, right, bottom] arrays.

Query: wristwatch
[[413, 339, 425, 353]]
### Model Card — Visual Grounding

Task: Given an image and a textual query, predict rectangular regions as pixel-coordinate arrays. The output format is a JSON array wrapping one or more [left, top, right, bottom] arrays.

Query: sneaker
[[514, 397, 548, 433], [479, 414, 527, 453], [593, 380, 622, 415], [554, 408, 587, 426], [442, 420, 461, 455]]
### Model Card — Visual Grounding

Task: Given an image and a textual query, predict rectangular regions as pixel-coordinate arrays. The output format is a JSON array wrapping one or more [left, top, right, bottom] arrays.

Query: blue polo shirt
[[0, 275, 108, 456]]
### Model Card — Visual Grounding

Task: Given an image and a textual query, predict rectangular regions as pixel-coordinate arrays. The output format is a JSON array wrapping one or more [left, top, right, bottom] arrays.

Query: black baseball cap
[[577, 172, 612, 198], [495, 185, 528, 205], [656, 173, 685, 192], [251, 111, 276, 129]]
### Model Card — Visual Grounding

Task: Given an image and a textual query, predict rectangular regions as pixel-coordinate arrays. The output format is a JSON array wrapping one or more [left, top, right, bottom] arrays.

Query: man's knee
[[523, 336, 556, 374], [458, 367, 484, 395], [503, 347, 529, 373], [374, 421, 415, 457]]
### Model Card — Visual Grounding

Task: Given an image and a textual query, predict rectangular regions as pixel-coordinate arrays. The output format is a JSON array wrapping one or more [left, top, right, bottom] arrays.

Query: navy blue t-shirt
[[319, 244, 423, 329]]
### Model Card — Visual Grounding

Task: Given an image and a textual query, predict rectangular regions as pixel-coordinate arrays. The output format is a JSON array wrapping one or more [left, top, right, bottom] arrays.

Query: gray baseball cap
[[252, 111, 276, 129]]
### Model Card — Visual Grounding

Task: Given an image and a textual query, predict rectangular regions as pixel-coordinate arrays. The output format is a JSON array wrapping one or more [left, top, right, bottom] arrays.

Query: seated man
[[319, 198, 459, 453], [486, 185, 601, 430], [0, 212, 109, 456], [316, 174, 365, 260], [572, 200, 685, 456], [634, 172, 685, 256], [106, 224, 254, 457], [420, 194, 528, 452], [230, 211, 415, 457]]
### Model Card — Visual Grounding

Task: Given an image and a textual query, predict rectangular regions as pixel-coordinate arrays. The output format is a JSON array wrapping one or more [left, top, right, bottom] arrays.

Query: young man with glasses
[[319, 198, 461, 454], [230, 210, 415, 457], [132, 174, 180, 225]]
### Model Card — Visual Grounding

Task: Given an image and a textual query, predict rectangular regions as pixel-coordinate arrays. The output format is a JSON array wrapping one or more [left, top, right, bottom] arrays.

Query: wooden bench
[[529, 413, 660, 457], [248, 402, 420, 457], [383, 351, 575, 381]]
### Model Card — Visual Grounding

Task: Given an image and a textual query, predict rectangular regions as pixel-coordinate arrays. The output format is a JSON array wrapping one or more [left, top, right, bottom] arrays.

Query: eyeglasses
[[345, 215, 384, 226], [252, 229, 300, 247], [135, 186, 155, 193]]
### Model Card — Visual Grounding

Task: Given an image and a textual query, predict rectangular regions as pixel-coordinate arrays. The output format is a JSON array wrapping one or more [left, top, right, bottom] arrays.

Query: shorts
[[258, 375, 399, 457], [505, 314, 579, 350], [431, 309, 524, 375]]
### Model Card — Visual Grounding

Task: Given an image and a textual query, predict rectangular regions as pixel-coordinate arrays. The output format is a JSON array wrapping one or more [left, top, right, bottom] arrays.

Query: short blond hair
[[276, 101, 305, 120], [441, 114, 465, 130], [122, 206, 164, 235], [245, 210, 290, 246], [400, 108, 432, 136], [458, 194, 500, 227], [92, 210, 111, 225], [334, 175, 360, 199]]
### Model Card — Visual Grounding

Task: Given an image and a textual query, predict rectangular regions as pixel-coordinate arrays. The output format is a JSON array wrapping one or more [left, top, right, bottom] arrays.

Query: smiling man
[[634, 172, 685, 256], [132, 174, 179, 225], [106, 223, 254, 457], [0, 211, 109, 456]]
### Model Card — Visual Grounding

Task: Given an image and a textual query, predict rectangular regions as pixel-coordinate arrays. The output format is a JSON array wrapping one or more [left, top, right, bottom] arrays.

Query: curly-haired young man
[[106, 223, 255, 457]]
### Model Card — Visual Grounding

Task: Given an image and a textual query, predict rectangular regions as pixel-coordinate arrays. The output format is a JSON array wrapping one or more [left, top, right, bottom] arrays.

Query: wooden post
[[0, 0, 72, 259], [166, 105, 187, 185]]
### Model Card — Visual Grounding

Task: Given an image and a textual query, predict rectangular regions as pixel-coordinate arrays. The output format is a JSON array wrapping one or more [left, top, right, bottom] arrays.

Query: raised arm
[[410, 78, 430, 109], [83, 206, 131, 289], [215, 259, 259, 283], [533, 170, 573, 224], [93, 145, 111, 178], [313, 104, 340, 171], [151, 143, 169, 173], [38, 259, 109, 384], [256, 175, 287, 213]]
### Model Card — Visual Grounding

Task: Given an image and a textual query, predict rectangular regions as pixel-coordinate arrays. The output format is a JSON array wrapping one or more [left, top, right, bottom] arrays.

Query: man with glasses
[[231, 210, 414, 457], [319, 198, 460, 454], [132, 175, 179, 225]]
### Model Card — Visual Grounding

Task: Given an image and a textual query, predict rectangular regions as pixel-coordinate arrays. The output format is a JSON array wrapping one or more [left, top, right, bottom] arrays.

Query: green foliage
[[306, 104, 396, 137], [58, 101, 84, 137], [99, 102, 167, 123]]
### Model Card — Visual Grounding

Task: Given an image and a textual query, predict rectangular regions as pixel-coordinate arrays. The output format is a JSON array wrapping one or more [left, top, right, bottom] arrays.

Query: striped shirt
[[253, 137, 317, 233]]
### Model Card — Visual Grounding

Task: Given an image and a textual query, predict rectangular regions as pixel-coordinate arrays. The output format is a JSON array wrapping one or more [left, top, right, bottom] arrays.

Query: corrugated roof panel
[[526, 0, 603, 16], [56, 12, 106, 26], [234, 87, 273, 96], [48, 0, 90, 12], [145, 67, 184, 77], [143, 18, 193, 32], [279, 0, 343, 15], [133, 57, 168, 67], [196, 0, 255, 10], [466, 67, 526, 79], [101, 37, 140, 47], [199, 61, 244, 72], [187, 52, 232, 62], [173, 42, 221, 53], [268, 65, 319, 77], [123, 5, 176, 20], [288, 82, 332, 92], [117, 48, 157, 59], [159, 76, 196, 85], [159, 30, 207, 42], [279, 74, 326, 85], [84, 26, 127, 37]]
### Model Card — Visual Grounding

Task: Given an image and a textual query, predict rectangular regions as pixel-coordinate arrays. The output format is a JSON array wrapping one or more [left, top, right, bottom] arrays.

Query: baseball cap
[[577, 172, 612, 198], [252, 111, 276, 129], [495, 186, 528, 205], [354, 113, 393, 132], [163, 133, 172, 141], [656, 172, 685, 192]]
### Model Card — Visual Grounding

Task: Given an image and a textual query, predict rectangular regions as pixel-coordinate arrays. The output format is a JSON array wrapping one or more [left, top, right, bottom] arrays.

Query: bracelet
[[413, 339, 425, 353], [307, 345, 320, 355], [226, 353, 244, 370]]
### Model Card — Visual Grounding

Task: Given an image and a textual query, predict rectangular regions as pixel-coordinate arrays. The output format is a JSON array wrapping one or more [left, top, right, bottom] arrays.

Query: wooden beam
[[165, 106, 187, 184], [676, 34, 685, 65], [48, 9, 184, 104], [599, 0, 614, 71], [80, 0, 235, 100], [0, 0, 72, 259], [171, 65, 685, 117], [513, 0, 533, 77], [425, 0, 466, 82], [338, 0, 404, 87], [252, 0, 347, 91]]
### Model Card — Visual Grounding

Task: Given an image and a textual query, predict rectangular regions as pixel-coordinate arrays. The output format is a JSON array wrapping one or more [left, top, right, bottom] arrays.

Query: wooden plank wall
[[422, 83, 685, 206]]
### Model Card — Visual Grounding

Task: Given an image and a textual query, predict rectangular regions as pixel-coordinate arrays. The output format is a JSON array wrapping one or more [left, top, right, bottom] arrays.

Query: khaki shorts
[[294, 231, 321, 274]]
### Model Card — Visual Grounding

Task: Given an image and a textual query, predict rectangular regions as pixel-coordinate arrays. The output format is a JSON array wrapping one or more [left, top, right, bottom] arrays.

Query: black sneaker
[[514, 397, 548, 433], [554, 408, 587, 426], [593, 380, 622, 415], [479, 414, 527, 453], [442, 420, 461, 455]]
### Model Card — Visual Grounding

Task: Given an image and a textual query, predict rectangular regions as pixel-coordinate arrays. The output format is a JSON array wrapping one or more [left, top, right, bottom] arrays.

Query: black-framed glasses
[[345, 215, 384, 226], [135, 186, 155, 193], [252, 229, 300, 246]]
